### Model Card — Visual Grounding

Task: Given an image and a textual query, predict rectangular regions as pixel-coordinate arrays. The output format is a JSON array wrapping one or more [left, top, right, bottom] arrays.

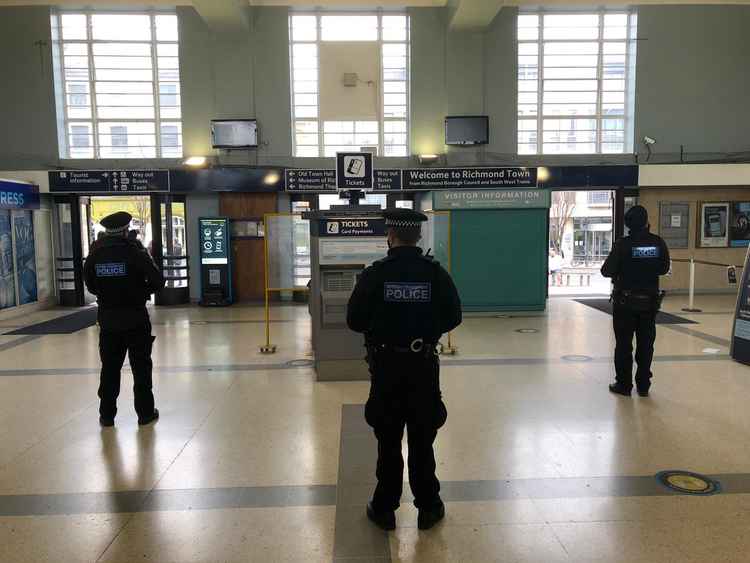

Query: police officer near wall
[[84, 212, 164, 426], [347, 208, 462, 531], [602, 205, 670, 397]]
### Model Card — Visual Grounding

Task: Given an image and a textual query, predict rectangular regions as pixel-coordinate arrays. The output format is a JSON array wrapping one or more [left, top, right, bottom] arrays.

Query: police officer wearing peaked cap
[[601, 205, 670, 397], [347, 208, 462, 531], [84, 211, 165, 427]]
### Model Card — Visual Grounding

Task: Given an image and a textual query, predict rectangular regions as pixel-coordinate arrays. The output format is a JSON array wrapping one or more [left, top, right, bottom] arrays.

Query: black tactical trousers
[[365, 351, 447, 512], [613, 305, 657, 391], [98, 321, 155, 420]]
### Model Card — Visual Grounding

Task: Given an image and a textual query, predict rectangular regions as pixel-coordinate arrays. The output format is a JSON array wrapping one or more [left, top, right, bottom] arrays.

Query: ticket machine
[[305, 207, 387, 381]]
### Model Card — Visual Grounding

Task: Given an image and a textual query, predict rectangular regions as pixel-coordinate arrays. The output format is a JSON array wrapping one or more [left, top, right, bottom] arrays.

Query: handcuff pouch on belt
[[366, 338, 437, 365], [611, 289, 665, 312]]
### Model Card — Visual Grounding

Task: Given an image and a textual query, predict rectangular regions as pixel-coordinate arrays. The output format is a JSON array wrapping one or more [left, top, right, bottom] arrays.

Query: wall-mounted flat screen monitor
[[445, 115, 489, 146], [211, 119, 258, 149]]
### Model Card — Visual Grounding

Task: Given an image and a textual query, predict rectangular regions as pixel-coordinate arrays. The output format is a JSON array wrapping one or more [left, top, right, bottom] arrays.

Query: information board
[[49, 170, 170, 193], [199, 218, 230, 265], [731, 245, 750, 365], [659, 201, 690, 249]]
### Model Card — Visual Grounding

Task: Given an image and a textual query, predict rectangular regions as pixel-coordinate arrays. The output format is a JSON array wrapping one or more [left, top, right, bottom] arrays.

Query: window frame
[[289, 12, 410, 158], [52, 10, 182, 159], [517, 10, 637, 156]]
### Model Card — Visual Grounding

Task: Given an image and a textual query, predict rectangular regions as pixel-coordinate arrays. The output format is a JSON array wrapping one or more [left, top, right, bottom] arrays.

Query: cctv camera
[[643, 136, 656, 145]]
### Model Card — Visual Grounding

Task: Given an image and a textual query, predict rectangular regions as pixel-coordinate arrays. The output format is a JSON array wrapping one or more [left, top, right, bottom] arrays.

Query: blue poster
[[14, 211, 37, 305], [730, 202, 750, 248], [0, 211, 15, 309]]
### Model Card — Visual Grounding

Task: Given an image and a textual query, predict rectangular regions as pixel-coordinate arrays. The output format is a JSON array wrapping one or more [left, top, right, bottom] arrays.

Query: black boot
[[366, 502, 396, 531], [99, 416, 115, 427], [608, 383, 632, 397], [417, 501, 445, 530], [138, 408, 159, 426]]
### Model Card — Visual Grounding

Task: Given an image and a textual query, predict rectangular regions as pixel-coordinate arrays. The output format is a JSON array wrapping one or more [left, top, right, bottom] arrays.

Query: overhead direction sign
[[336, 152, 373, 191], [49, 170, 170, 193]]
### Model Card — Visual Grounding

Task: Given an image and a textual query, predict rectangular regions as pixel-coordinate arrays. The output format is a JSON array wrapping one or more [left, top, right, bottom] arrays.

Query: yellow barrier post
[[260, 212, 313, 353], [260, 214, 276, 353]]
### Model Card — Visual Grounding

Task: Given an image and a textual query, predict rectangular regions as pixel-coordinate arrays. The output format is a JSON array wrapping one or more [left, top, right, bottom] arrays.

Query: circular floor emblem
[[561, 354, 592, 362], [656, 470, 721, 496], [515, 328, 539, 334]]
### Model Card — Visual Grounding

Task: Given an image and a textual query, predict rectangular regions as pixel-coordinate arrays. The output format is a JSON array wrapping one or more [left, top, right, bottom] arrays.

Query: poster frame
[[697, 201, 730, 248], [729, 201, 750, 248]]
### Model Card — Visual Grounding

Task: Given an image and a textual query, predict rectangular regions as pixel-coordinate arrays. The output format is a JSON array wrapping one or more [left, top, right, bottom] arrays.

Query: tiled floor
[[0, 294, 748, 562]]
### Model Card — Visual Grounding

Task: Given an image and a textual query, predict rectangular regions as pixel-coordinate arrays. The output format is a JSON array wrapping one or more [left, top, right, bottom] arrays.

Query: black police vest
[[368, 251, 444, 345]]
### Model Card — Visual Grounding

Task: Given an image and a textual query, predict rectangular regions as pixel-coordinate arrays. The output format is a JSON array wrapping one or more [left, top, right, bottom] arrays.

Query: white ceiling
[[2, 0, 750, 32]]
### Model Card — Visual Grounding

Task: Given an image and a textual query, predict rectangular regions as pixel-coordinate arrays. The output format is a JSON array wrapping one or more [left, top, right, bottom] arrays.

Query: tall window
[[51, 12, 182, 159], [290, 14, 409, 157], [517, 12, 637, 155]]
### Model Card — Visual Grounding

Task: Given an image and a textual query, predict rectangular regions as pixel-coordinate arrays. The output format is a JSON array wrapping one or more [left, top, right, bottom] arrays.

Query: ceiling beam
[[191, 0, 250, 32], [448, 0, 504, 31]]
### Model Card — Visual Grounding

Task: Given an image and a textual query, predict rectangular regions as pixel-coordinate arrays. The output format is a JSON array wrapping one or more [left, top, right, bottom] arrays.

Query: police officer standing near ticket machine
[[84, 211, 164, 427], [347, 208, 462, 531], [602, 205, 670, 397]]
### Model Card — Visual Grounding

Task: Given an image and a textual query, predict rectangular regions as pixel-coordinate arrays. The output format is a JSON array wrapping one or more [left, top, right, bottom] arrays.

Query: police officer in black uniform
[[602, 205, 670, 397], [84, 212, 164, 426], [347, 208, 462, 531]]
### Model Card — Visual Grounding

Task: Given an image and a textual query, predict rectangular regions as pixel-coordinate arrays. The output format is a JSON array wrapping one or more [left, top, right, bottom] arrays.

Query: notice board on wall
[[659, 202, 690, 249]]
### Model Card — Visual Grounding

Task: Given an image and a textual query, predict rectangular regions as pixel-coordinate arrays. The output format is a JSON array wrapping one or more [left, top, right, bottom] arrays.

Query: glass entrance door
[[549, 190, 614, 296], [54, 195, 90, 306], [155, 194, 190, 305]]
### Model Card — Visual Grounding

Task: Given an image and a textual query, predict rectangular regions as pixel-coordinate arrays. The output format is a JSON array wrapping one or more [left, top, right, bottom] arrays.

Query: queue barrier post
[[682, 257, 702, 313], [426, 210, 458, 356], [260, 219, 277, 353]]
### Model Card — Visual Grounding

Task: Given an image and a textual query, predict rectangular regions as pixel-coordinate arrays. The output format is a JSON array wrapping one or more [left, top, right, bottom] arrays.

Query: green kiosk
[[431, 188, 551, 312]]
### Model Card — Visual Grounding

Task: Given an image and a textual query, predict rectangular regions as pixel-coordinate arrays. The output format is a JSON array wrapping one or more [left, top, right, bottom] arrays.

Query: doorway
[[53, 193, 190, 307], [90, 196, 153, 251], [548, 190, 614, 296]]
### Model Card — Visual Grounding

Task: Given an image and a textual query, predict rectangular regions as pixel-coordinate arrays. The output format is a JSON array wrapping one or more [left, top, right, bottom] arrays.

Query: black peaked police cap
[[383, 208, 428, 229], [100, 211, 133, 234]]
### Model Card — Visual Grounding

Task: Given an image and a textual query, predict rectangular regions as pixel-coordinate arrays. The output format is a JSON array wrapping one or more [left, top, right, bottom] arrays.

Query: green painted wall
[[451, 209, 548, 311]]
